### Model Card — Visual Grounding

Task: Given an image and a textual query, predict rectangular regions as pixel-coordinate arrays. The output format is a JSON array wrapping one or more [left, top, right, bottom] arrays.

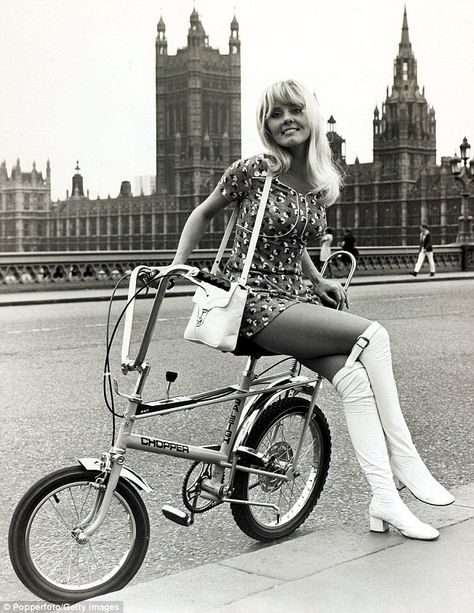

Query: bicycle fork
[[75, 365, 151, 540], [289, 374, 323, 475]]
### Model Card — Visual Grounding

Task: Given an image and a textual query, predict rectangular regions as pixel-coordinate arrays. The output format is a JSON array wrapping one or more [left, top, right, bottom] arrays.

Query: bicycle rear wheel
[[9, 466, 150, 604], [231, 397, 331, 541]]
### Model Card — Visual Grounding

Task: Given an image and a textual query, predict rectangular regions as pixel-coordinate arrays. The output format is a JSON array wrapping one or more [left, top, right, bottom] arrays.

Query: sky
[[1, 0, 473, 201]]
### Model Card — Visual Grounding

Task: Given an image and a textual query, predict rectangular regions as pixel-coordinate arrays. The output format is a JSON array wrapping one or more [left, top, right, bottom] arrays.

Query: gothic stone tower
[[155, 9, 241, 223], [373, 8, 436, 178], [0, 159, 51, 251], [372, 8, 436, 238]]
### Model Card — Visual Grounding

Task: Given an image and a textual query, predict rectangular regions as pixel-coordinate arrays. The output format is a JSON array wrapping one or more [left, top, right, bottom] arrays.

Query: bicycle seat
[[231, 336, 277, 357]]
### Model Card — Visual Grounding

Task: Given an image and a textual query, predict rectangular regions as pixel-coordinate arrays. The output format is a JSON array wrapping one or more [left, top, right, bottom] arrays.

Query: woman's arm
[[302, 249, 324, 285], [302, 249, 349, 309], [172, 186, 230, 265]]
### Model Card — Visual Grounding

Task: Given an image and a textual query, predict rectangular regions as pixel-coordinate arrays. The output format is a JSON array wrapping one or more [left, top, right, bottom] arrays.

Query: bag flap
[[192, 281, 243, 309]]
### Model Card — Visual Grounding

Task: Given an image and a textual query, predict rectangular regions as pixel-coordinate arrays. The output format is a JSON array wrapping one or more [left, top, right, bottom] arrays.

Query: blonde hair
[[256, 79, 342, 206]]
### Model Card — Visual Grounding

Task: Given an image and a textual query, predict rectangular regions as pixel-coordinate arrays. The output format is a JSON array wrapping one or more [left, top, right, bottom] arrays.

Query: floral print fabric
[[218, 154, 327, 338]]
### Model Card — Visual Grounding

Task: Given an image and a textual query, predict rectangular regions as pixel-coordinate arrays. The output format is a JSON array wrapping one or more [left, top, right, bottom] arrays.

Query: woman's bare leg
[[252, 302, 370, 363]]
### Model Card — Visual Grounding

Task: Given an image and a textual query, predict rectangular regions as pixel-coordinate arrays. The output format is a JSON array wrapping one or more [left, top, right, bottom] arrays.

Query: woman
[[319, 227, 333, 271], [172, 79, 453, 540]]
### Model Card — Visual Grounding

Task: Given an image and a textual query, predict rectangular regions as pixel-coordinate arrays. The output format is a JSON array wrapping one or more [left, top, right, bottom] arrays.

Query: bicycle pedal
[[162, 504, 192, 527], [236, 446, 266, 468]]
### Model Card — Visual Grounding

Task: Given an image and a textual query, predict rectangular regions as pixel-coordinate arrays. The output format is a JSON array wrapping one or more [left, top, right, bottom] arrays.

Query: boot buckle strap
[[345, 336, 370, 368]]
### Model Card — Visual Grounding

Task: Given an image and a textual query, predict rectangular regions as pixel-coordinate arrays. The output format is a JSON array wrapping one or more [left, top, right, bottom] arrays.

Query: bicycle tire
[[231, 397, 331, 541], [9, 465, 150, 604]]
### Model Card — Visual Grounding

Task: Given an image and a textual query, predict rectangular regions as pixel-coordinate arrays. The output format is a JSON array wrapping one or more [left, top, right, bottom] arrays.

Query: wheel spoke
[[87, 541, 107, 574], [78, 485, 93, 516], [45, 498, 73, 530], [68, 487, 81, 521], [30, 532, 73, 560]]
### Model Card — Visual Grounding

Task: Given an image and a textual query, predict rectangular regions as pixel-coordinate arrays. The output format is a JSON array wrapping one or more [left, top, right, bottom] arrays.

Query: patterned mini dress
[[218, 154, 327, 340]]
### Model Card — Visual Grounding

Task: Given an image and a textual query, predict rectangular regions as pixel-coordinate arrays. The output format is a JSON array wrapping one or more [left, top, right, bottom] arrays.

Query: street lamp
[[451, 137, 474, 243]]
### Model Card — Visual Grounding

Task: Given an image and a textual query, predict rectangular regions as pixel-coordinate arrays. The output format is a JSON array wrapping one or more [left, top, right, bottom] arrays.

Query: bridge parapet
[[0, 245, 471, 291]]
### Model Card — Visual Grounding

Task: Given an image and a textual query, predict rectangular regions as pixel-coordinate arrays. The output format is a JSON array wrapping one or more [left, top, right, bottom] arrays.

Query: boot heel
[[393, 476, 404, 490], [369, 515, 389, 533]]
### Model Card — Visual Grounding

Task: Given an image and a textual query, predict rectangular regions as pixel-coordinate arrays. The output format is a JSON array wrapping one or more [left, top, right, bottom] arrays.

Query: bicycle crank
[[182, 461, 220, 513]]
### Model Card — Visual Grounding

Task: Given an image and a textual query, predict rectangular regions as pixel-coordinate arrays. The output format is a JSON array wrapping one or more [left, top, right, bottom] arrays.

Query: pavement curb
[[0, 289, 192, 307], [92, 482, 474, 613]]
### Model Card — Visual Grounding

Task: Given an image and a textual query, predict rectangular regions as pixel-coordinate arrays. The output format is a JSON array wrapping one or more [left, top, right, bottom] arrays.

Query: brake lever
[[138, 268, 161, 288]]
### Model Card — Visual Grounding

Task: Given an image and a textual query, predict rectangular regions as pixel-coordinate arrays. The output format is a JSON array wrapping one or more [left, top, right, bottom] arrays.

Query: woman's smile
[[282, 127, 299, 135]]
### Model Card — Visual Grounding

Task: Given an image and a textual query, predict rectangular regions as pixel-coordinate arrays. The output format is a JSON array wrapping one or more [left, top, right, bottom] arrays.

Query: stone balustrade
[[0, 245, 472, 291]]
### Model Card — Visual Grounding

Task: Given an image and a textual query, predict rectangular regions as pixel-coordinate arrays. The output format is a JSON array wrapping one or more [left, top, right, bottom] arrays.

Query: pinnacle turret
[[156, 12, 167, 55], [229, 12, 240, 53], [71, 161, 84, 198], [188, 7, 207, 47]]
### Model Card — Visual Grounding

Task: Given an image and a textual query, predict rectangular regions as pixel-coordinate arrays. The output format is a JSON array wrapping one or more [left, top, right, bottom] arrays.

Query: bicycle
[[8, 251, 356, 604]]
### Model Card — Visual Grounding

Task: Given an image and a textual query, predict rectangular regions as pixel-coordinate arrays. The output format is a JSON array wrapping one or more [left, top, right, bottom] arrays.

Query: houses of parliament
[[0, 8, 469, 252]]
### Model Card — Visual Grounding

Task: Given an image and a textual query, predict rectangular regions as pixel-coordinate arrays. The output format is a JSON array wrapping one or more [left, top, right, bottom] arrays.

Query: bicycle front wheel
[[9, 466, 150, 604], [231, 397, 331, 541]]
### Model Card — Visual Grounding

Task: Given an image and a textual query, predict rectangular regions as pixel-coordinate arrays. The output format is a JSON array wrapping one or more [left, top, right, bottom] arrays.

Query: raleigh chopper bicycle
[[9, 251, 356, 604]]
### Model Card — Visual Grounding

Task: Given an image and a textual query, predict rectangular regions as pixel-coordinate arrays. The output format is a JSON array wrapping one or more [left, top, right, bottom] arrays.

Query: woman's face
[[265, 101, 311, 151]]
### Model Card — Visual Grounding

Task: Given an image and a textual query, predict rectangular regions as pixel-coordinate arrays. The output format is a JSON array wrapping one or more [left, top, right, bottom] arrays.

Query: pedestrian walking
[[172, 79, 453, 541], [341, 228, 359, 258], [410, 224, 435, 277], [318, 227, 333, 272]]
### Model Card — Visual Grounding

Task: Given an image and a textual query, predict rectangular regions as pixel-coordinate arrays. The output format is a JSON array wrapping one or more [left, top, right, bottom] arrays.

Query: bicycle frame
[[79, 252, 356, 538]]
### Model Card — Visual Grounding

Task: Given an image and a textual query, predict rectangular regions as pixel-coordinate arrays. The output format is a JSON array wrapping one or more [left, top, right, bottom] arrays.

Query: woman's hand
[[311, 278, 349, 310], [301, 249, 349, 309]]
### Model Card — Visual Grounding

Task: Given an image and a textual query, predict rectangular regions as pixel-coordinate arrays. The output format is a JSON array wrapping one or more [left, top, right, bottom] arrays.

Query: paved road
[[1, 280, 473, 600]]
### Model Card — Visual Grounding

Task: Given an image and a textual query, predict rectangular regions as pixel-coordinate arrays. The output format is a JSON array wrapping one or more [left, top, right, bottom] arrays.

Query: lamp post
[[450, 137, 474, 243]]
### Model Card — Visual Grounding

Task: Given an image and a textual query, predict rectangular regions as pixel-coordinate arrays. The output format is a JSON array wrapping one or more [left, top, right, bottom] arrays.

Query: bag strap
[[211, 204, 239, 275], [211, 172, 273, 282], [240, 173, 272, 285]]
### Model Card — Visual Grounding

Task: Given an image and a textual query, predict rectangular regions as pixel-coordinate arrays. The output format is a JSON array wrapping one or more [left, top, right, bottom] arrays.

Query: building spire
[[399, 5, 413, 56], [157, 13, 165, 33], [391, 7, 417, 90]]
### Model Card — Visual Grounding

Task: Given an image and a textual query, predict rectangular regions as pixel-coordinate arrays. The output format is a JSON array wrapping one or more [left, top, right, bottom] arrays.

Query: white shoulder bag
[[184, 173, 273, 352]]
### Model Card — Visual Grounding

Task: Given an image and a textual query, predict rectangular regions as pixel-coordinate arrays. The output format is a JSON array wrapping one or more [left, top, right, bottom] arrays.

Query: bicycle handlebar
[[121, 264, 190, 372]]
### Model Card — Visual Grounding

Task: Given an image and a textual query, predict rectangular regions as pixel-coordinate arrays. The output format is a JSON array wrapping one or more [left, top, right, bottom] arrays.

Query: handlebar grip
[[195, 270, 231, 291]]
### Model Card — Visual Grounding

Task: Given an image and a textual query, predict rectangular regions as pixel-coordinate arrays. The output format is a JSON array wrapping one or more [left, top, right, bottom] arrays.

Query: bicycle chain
[[182, 454, 288, 512]]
